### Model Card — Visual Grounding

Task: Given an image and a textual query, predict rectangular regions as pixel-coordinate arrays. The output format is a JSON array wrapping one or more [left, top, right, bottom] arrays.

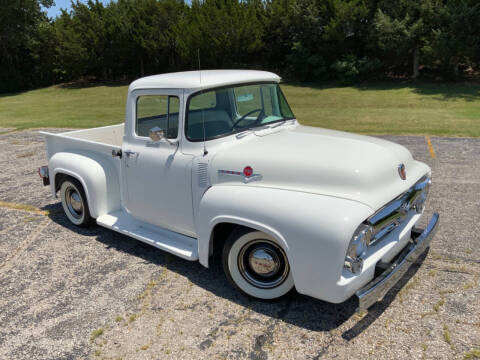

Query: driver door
[[121, 90, 195, 237]]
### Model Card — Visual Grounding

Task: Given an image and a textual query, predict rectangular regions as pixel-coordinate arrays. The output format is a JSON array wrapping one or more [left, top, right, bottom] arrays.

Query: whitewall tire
[[60, 177, 93, 227], [222, 227, 294, 300]]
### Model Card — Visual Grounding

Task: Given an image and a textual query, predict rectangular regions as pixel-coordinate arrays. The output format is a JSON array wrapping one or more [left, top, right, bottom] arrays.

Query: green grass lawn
[[1, 81, 479, 137]]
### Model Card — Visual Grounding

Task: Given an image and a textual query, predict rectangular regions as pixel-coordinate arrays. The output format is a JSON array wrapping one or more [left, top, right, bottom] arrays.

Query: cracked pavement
[[0, 129, 478, 359]]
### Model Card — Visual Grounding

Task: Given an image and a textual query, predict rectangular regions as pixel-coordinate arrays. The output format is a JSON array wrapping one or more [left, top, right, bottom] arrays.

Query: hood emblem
[[398, 164, 406, 180], [218, 166, 262, 183]]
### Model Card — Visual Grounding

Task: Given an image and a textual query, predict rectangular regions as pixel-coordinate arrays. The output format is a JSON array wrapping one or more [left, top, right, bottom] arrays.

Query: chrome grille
[[367, 175, 431, 245]]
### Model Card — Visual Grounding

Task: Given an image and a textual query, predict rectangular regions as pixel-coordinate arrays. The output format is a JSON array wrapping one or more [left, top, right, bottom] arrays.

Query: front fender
[[49, 151, 120, 218], [196, 185, 373, 302]]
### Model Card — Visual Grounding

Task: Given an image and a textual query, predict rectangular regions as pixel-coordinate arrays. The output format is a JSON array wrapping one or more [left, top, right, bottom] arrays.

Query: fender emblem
[[218, 168, 262, 183], [398, 164, 406, 180]]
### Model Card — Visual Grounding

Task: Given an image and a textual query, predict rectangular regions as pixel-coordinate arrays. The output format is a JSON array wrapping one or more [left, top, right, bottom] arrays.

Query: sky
[[42, 0, 113, 18]]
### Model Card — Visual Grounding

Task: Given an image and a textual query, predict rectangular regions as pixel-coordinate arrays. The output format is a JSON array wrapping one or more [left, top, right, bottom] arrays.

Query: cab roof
[[128, 70, 281, 92]]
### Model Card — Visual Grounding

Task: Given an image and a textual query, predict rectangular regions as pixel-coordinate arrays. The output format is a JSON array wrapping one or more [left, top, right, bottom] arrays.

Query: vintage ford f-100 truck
[[39, 70, 439, 311]]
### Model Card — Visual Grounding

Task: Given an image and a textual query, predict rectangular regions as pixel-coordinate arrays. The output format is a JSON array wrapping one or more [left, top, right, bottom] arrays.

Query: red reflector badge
[[243, 166, 253, 177]]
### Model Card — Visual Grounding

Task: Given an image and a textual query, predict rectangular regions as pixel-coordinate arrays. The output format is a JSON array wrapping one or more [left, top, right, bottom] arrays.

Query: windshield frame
[[184, 81, 296, 142]]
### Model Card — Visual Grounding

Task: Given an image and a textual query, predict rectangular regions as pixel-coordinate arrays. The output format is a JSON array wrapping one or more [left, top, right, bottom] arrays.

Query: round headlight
[[347, 224, 373, 258], [344, 223, 373, 274]]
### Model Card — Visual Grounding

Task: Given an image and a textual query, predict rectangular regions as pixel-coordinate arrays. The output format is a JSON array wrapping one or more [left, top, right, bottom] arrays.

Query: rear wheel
[[222, 227, 294, 300], [60, 177, 93, 227]]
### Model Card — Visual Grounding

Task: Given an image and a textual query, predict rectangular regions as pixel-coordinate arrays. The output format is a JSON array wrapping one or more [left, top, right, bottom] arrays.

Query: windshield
[[186, 83, 295, 141]]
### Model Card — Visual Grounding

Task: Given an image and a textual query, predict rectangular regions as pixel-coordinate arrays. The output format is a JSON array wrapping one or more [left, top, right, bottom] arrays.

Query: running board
[[96, 210, 198, 261]]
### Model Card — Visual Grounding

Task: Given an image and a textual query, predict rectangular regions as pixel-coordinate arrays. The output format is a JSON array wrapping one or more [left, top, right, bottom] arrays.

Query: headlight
[[344, 223, 373, 274], [412, 176, 431, 214]]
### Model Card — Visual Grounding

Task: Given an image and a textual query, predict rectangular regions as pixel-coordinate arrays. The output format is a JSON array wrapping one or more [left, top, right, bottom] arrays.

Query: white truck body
[[40, 70, 438, 310]]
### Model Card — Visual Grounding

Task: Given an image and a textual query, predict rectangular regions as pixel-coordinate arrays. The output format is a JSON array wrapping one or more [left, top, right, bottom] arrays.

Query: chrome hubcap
[[248, 248, 280, 276], [65, 186, 83, 219], [238, 240, 289, 289]]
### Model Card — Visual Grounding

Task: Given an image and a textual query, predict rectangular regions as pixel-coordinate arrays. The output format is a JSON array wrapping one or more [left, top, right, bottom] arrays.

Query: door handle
[[124, 150, 137, 158]]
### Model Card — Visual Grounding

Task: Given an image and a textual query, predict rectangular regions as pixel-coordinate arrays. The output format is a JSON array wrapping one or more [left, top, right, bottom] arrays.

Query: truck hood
[[210, 125, 430, 211]]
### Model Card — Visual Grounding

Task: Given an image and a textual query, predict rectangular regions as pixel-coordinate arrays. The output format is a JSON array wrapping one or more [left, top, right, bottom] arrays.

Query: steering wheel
[[232, 108, 264, 129]]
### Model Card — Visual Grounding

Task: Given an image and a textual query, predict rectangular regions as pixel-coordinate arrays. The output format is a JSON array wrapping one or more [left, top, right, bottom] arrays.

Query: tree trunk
[[452, 56, 459, 78], [412, 46, 419, 79]]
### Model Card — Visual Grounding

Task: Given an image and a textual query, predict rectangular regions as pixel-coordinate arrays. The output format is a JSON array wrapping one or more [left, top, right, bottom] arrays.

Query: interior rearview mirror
[[149, 126, 164, 142]]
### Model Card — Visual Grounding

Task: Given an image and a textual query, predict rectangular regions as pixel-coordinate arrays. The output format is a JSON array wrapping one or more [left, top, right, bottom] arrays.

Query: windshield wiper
[[269, 120, 287, 128], [235, 120, 288, 138], [235, 127, 256, 138]]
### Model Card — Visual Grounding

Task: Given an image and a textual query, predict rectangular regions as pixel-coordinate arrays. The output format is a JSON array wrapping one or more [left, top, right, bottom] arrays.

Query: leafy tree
[[286, 42, 327, 81], [263, 0, 296, 71], [323, 0, 371, 60], [173, 0, 265, 69], [116, 0, 185, 76], [2, 0, 480, 92], [0, 0, 54, 91], [431, 0, 480, 77], [29, 19, 58, 85], [373, 0, 442, 78], [331, 55, 381, 84]]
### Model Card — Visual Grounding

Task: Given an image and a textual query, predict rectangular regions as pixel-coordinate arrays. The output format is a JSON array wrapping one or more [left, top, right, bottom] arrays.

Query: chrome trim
[[149, 126, 179, 145], [414, 176, 431, 191], [344, 256, 364, 274], [344, 174, 432, 275], [238, 239, 290, 289], [398, 163, 406, 180], [124, 150, 137, 158], [344, 223, 373, 273], [65, 186, 84, 219], [149, 126, 164, 142], [356, 212, 439, 312], [249, 248, 280, 276], [367, 174, 430, 245], [218, 169, 262, 183]]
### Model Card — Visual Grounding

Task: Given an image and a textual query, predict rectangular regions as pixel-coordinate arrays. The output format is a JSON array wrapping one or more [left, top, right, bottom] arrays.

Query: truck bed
[[40, 124, 124, 160]]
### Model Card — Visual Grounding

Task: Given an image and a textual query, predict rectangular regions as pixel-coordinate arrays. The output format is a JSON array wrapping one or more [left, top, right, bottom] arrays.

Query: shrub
[[287, 42, 327, 81], [331, 55, 382, 85]]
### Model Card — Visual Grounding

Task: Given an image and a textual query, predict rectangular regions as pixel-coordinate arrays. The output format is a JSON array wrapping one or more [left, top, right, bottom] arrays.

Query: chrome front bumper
[[356, 212, 439, 312]]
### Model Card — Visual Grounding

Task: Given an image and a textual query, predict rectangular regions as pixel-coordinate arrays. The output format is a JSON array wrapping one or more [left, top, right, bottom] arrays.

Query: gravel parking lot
[[0, 129, 478, 360]]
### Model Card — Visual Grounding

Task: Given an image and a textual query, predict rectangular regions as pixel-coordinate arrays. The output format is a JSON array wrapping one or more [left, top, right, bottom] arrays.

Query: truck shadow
[[43, 203, 425, 339]]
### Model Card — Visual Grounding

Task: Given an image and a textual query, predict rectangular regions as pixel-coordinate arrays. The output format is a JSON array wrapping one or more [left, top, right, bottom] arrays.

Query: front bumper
[[356, 212, 439, 312]]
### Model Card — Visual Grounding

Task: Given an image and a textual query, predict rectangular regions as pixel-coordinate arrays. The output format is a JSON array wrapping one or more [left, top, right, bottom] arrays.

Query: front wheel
[[60, 177, 94, 227], [222, 227, 294, 300]]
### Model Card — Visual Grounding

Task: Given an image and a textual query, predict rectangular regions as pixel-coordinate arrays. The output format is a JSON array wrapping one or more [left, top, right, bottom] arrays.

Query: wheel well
[[210, 222, 240, 260], [54, 173, 67, 193], [54, 173, 79, 193]]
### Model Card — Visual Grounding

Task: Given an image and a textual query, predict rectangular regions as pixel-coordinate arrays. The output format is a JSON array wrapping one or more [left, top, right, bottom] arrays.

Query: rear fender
[[49, 151, 120, 218]]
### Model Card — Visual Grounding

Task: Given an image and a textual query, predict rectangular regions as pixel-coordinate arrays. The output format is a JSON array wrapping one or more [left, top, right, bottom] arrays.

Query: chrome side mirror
[[149, 126, 165, 142]]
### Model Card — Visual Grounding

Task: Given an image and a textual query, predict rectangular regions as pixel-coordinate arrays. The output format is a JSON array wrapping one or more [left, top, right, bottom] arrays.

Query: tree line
[[1, 0, 480, 93]]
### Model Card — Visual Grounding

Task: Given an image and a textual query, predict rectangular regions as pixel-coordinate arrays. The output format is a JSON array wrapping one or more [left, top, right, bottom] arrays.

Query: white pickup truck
[[39, 70, 438, 311]]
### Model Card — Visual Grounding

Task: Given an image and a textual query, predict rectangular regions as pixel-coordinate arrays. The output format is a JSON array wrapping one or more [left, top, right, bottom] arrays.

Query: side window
[[136, 95, 179, 139]]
